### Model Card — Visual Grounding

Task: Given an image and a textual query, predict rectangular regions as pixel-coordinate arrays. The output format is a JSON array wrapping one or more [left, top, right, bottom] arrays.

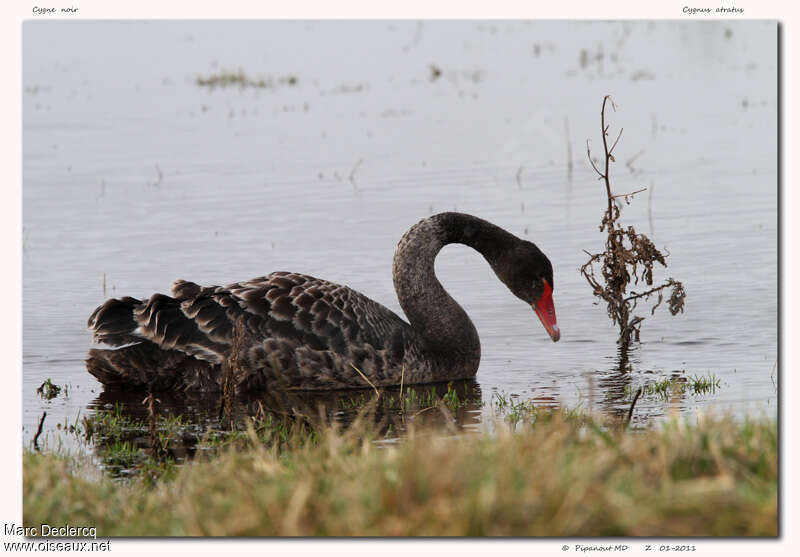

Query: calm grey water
[[23, 20, 777, 449]]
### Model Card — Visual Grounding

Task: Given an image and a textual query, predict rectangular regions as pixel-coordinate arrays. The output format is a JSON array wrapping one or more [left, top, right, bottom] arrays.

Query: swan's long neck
[[392, 213, 518, 373]]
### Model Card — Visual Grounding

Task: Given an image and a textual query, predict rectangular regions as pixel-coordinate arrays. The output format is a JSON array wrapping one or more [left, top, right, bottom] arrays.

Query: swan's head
[[491, 240, 560, 342]]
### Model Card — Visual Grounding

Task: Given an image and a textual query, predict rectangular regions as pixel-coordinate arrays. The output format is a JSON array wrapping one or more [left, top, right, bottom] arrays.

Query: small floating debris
[[631, 70, 656, 81], [37, 378, 62, 400], [428, 65, 484, 84], [196, 69, 298, 90], [332, 83, 368, 94]]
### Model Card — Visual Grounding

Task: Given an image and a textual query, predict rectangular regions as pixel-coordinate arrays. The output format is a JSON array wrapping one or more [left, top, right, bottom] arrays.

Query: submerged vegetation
[[624, 373, 722, 401], [24, 409, 776, 536], [79, 403, 193, 484]]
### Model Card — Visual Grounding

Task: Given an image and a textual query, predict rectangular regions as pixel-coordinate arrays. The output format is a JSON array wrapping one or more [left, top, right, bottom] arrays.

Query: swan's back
[[87, 272, 414, 391]]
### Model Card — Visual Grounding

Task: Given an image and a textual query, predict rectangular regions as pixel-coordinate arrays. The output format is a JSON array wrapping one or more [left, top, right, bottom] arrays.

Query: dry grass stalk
[[581, 96, 686, 347], [348, 363, 380, 397]]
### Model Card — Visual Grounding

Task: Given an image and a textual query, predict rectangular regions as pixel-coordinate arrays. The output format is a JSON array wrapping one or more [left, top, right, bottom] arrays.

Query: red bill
[[532, 280, 560, 342]]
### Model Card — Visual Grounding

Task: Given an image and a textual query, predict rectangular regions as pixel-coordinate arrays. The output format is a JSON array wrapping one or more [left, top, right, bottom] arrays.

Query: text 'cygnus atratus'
[[86, 212, 559, 392]]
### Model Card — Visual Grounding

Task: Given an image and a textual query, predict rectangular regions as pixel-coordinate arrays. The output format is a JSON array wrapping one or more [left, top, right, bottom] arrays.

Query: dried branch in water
[[580, 96, 686, 348], [626, 387, 643, 427], [33, 411, 47, 451]]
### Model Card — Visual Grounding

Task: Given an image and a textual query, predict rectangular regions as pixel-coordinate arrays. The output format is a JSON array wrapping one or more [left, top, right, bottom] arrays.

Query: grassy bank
[[23, 410, 777, 537]]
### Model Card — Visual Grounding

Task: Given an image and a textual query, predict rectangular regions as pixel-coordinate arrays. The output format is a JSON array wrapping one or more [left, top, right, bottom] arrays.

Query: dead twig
[[33, 411, 47, 451], [411, 405, 437, 419], [608, 127, 624, 156], [610, 187, 647, 201], [581, 96, 685, 348], [586, 140, 604, 179], [626, 387, 643, 427]]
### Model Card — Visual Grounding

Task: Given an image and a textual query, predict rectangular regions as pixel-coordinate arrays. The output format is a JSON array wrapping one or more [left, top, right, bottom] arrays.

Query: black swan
[[86, 212, 559, 392]]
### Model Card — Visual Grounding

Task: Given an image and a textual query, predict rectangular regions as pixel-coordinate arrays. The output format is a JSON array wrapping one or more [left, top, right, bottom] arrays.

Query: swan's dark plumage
[[87, 212, 558, 392], [88, 272, 418, 391]]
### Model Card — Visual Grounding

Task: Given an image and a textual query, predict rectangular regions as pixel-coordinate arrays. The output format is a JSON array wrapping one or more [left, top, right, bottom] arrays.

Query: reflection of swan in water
[[88, 379, 484, 446], [86, 213, 558, 392]]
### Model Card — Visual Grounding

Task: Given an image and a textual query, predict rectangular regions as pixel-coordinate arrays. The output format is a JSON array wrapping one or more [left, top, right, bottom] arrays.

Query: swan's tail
[[86, 343, 222, 391], [87, 296, 143, 346], [89, 291, 230, 362], [87, 294, 226, 391]]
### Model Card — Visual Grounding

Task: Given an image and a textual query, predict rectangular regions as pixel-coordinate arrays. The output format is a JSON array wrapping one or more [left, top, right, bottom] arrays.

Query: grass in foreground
[[23, 411, 776, 537]]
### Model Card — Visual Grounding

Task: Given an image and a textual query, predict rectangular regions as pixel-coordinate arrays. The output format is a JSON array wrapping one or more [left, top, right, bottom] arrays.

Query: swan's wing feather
[[228, 272, 410, 355], [229, 272, 413, 389], [88, 271, 413, 388], [133, 292, 231, 361]]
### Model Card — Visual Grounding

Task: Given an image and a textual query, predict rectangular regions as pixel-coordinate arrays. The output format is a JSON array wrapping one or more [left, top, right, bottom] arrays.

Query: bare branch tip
[[609, 128, 624, 154]]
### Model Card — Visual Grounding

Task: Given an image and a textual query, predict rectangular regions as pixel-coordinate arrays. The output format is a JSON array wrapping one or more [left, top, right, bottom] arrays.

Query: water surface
[[23, 20, 777, 450]]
